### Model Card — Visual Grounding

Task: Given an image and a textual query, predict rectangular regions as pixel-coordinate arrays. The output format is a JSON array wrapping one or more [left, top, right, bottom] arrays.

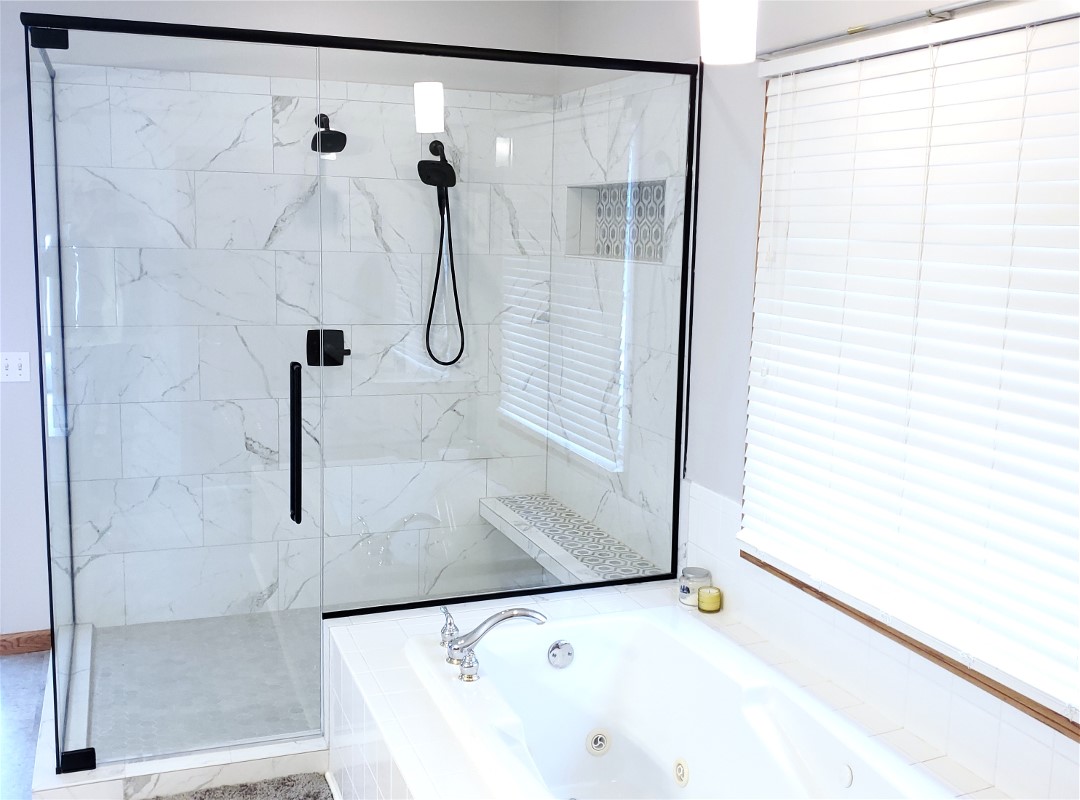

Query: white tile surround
[[325, 581, 1029, 800], [36, 62, 690, 626], [685, 481, 1080, 800]]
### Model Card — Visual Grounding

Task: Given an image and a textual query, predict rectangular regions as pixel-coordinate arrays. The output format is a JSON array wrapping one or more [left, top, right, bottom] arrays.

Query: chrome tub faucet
[[445, 607, 547, 681]]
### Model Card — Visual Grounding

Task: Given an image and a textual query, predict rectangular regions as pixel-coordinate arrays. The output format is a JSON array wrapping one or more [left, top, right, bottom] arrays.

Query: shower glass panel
[[314, 49, 690, 612], [29, 42, 78, 768], [28, 30, 325, 763]]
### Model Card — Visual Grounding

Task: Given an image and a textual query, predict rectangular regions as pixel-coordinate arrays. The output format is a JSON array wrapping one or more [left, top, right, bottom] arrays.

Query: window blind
[[499, 255, 626, 472], [742, 18, 1079, 714]]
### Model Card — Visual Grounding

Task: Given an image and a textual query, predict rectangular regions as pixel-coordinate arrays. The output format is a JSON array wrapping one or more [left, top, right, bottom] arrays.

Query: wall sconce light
[[413, 82, 445, 134], [699, 0, 759, 65]]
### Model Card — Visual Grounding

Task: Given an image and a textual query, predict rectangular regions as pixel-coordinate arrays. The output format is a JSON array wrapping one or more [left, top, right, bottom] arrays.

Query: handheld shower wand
[[418, 140, 464, 366]]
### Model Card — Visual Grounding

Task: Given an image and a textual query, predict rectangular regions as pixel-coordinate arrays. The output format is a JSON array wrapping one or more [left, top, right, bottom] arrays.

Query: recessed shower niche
[[567, 180, 668, 262], [25, 14, 696, 769]]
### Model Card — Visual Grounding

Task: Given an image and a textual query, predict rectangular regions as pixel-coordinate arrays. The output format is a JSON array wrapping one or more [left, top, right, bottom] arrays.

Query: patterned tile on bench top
[[496, 494, 663, 579]]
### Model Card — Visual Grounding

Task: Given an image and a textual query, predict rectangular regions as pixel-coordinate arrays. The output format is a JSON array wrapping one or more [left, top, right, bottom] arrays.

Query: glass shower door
[[29, 28, 326, 762]]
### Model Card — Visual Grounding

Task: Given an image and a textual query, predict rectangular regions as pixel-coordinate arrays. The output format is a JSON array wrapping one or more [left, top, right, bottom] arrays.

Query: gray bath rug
[[157, 773, 332, 800]]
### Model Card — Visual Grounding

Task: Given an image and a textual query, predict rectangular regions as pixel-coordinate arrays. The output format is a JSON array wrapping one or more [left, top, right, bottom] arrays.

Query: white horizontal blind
[[499, 256, 626, 471], [743, 19, 1080, 712]]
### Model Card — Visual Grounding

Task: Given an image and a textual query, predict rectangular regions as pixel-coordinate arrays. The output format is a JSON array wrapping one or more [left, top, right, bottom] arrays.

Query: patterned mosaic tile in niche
[[594, 181, 666, 263]]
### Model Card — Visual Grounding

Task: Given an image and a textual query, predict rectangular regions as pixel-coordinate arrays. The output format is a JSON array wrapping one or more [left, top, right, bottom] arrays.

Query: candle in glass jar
[[697, 586, 722, 613]]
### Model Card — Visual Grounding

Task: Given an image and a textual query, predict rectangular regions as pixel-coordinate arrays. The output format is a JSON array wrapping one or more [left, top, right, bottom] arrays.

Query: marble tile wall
[[38, 64, 555, 625], [543, 73, 691, 568]]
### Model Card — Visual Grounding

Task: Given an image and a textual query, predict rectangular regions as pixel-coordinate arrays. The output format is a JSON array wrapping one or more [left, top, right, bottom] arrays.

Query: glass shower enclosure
[[24, 13, 696, 771]]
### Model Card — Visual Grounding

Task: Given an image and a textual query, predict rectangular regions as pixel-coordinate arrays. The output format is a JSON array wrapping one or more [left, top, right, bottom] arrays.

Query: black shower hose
[[425, 188, 466, 366]]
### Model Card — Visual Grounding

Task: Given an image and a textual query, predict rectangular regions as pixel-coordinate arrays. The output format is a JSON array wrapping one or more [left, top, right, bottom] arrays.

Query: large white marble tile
[[110, 87, 273, 172], [64, 326, 199, 404], [420, 393, 545, 461], [663, 176, 688, 268], [67, 403, 123, 480], [556, 72, 681, 113], [198, 325, 350, 400], [72, 553, 126, 627], [274, 96, 421, 179], [349, 178, 437, 254], [293, 395, 422, 468], [432, 108, 553, 185], [115, 248, 276, 325], [323, 252, 422, 325], [58, 167, 196, 248], [33, 82, 111, 167], [351, 460, 486, 534], [420, 524, 546, 595], [423, 253, 550, 327], [195, 172, 349, 252], [490, 93, 554, 113], [202, 468, 322, 545], [630, 261, 683, 355], [553, 101, 612, 185], [107, 67, 190, 90], [53, 64, 108, 86], [623, 423, 677, 523], [274, 250, 321, 325], [627, 345, 678, 438], [270, 77, 348, 99], [442, 181, 491, 255], [124, 543, 279, 623], [486, 455, 547, 497], [70, 476, 203, 556], [349, 324, 487, 395], [607, 82, 690, 183], [490, 184, 552, 256], [61, 247, 115, 326], [445, 88, 493, 110], [190, 72, 271, 95], [346, 83, 413, 104], [323, 532, 421, 610], [279, 538, 321, 610], [120, 399, 279, 477]]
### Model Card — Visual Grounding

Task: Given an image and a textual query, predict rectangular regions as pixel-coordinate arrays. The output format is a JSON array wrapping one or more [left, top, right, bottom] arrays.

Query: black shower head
[[311, 113, 346, 159]]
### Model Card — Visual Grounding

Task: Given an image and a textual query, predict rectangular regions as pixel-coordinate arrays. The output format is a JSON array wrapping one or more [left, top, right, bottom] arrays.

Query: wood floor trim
[[0, 629, 52, 655], [741, 551, 1080, 743]]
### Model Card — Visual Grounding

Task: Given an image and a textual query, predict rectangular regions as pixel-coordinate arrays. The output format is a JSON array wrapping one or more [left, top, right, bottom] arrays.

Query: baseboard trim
[[0, 629, 51, 654]]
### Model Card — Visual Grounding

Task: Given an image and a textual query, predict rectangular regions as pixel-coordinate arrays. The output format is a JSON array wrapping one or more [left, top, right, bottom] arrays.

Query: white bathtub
[[393, 605, 952, 800]]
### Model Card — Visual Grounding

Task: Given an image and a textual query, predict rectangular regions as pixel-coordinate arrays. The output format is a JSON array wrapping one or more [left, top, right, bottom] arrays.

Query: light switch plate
[[1, 352, 31, 382]]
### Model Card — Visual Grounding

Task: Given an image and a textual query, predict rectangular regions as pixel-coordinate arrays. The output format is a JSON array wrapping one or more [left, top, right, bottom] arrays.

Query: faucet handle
[[458, 648, 479, 682], [439, 606, 459, 647]]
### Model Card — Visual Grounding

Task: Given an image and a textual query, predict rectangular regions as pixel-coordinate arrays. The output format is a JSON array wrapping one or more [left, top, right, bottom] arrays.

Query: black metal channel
[[19, 13, 698, 75], [22, 25, 63, 774], [670, 65, 702, 577]]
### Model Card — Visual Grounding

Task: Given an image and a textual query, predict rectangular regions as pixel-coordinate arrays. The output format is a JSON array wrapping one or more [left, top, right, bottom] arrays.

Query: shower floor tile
[[90, 609, 321, 762]]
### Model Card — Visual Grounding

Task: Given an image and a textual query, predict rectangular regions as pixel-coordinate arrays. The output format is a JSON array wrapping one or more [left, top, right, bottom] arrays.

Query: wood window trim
[[741, 550, 1080, 743], [0, 628, 51, 655]]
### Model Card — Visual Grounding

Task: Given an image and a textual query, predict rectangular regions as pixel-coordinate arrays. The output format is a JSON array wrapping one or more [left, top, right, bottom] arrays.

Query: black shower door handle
[[289, 362, 302, 524]]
